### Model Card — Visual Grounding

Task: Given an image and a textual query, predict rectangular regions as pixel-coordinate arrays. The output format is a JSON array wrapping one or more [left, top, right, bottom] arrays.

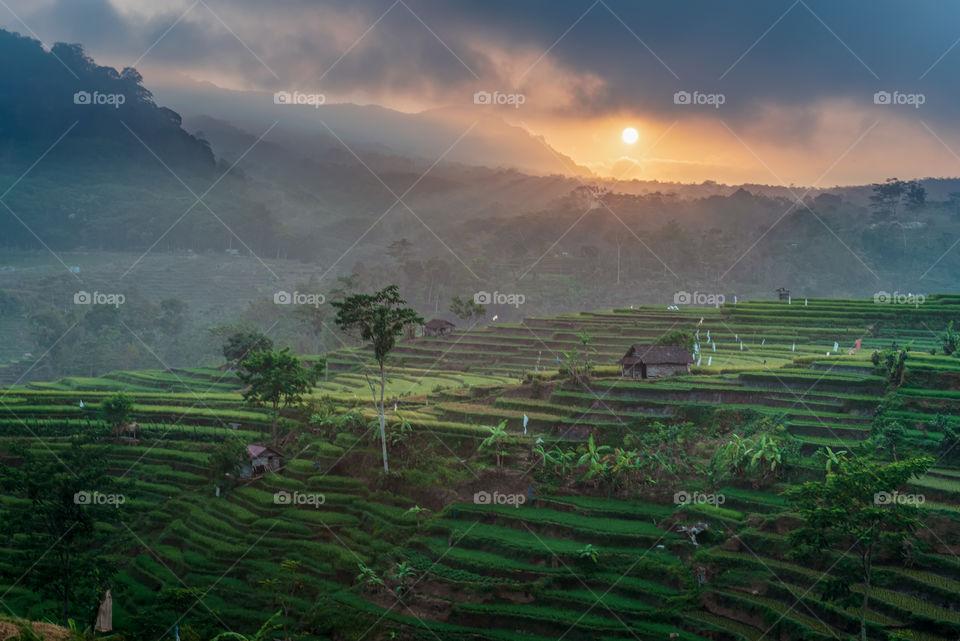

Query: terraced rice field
[[1, 295, 959, 641]]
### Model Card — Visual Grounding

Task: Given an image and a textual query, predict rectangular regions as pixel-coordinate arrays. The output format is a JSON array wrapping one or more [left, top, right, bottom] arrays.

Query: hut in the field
[[423, 318, 456, 337], [240, 444, 282, 479], [618, 344, 693, 379], [776, 287, 791, 301]]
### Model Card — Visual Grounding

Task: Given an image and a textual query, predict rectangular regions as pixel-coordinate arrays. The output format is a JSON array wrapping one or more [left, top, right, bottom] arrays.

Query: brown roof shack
[[618, 344, 693, 379], [240, 443, 282, 479], [423, 318, 456, 337]]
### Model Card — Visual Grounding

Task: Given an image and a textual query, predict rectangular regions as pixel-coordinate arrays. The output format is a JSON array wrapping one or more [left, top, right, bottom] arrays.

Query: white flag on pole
[[523, 414, 529, 435]]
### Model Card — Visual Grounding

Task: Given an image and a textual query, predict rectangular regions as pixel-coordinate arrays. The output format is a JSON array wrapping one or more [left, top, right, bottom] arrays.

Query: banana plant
[[391, 560, 418, 596], [479, 419, 509, 468], [816, 446, 849, 474], [355, 562, 385, 592], [747, 434, 784, 484], [389, 414, 413, 446], [576, 435, 611, 471], [405, 504, 431, 530], [576, 543, 600, 563]]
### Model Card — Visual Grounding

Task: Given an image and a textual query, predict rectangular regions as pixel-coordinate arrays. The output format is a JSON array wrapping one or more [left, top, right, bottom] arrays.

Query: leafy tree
[[786, 457, 932, 641], [207, 439, 246, 480], [905, 180, 926, 216], [238, 348, 315, 444], [386, 238, 415, 264], [871, 419, 907, 461], [869, 178, 906, 222], [100, 392, 133, 426], [331, 285, 423, 473], [0, 439, 126, 625], [221, 329, 273, 367], [449, 295, 486, 323], [655, 329, 695, 353]]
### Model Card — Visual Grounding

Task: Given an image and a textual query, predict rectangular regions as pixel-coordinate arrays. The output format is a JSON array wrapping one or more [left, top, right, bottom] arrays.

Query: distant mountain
[[150, 77, 593, 177], [0, 29, 275, 253], [0, 29, 213, 172]]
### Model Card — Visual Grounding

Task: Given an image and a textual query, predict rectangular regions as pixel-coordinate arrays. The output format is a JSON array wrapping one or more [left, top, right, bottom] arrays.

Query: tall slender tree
[[332, 285, 423, 472]]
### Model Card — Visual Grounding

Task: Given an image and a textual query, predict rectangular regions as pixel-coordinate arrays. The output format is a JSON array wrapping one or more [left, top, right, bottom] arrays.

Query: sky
[[4, 0, 960, 185]]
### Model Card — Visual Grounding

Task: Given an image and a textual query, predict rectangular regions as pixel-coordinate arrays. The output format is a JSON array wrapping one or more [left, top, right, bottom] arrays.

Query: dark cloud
[[4, 0, 959, 127]]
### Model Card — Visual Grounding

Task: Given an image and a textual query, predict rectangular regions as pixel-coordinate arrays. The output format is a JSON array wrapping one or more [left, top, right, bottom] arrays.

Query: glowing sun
[[621, 127, 638, 144]]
